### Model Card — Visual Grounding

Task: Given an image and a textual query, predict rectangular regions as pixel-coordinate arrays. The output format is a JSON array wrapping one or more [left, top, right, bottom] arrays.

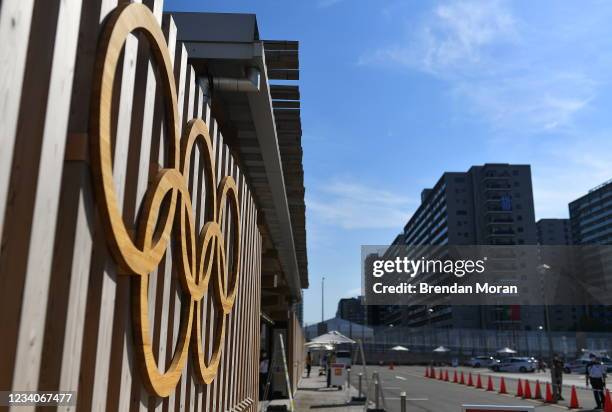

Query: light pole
[[428, 307, 434, 346], [321, 276, 325, 324], [538, 264, 557, 399]]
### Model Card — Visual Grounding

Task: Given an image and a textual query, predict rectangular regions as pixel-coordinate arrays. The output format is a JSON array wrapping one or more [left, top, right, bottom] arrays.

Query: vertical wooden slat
[[102, 1, 152, 408], [0, 0, 35, 242], [148, 14, 177, 412], [171, 37, 189, 412], [0, 0, 84, 405], [36, 2, 116, 410]]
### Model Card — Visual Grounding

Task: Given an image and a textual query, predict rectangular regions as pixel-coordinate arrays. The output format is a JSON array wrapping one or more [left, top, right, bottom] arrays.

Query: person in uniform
[[586, 354, 607, 409], [552, 354, 564, 401], [306, 352, 312, 378], [259, 351, 270, 400]]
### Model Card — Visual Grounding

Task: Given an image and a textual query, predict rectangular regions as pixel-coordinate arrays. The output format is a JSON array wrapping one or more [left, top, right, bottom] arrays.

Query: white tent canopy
[[433, 346, 451, 353], [390, 345, 409, 351], [497, 347, 517, 354], [307, 330, 356, 346], [304, 342, 334, 351]]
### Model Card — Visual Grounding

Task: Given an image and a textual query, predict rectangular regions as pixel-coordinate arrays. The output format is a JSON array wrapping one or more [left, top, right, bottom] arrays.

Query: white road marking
[[395, 375, 407, 380]]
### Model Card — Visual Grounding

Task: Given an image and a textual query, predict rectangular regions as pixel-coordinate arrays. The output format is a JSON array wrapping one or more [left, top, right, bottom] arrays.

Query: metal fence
[[306, 323, 612, 360]]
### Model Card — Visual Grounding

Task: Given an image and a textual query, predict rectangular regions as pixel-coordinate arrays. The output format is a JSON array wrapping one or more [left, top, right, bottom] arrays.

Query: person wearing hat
[[586, 354, 607, 409]]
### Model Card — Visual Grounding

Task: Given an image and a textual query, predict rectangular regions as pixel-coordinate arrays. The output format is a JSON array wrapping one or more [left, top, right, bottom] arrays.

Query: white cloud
[[359, 0, 604, 133], [531, 137, 612, 219], [423, 0, 517, 71], [307, 179, 415, 229], [344, 287, 362, 298], [452, 71, 597, 132], [359, 0, 517, 73]]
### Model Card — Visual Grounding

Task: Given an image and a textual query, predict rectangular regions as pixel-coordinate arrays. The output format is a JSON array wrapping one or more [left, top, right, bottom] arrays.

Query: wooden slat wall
[[0, 1, 263, 411], [288, 311, 305, 394]]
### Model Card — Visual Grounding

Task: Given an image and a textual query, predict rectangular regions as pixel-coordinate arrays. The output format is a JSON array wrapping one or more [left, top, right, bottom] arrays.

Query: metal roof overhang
[[169, 12, 307, 299]]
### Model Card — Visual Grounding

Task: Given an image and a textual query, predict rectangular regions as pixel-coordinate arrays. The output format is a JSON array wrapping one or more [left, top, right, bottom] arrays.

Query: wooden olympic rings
[[90, 3, 241, 397]]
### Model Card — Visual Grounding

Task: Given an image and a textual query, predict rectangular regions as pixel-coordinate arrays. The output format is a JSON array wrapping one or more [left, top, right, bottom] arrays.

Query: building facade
[[336, 296, 366, 325], [377, 164, 544, 331], [537, 219, 572, 245], [536, 218, 585, 331], [569, 179, 612, 330], [0, 2, 307, 410], [570, 179, 612, 245]]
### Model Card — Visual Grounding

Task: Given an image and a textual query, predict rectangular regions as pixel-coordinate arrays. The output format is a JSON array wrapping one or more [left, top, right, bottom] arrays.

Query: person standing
[[586, 354, 607, 410], [551, 354, 564, 401], [306, 352, 312, 378], [259, 351, 270, 400]]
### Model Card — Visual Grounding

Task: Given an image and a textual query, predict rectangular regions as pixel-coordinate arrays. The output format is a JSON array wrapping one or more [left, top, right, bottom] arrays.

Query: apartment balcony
[[484, 183, 512, 190], [487, 217, 514, 224], [482, 174, 511, 181], [489, 229, 515, 236], [486, 206, 513, 213], [489, 238, 516, 245]]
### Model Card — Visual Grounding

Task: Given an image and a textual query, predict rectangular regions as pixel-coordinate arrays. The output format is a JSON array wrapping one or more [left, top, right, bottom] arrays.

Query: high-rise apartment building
[[336, 297, 366, 324], [569, 179, 612, 329], [537, 219, 572, 245], [536, 219, 584, 331], [570, 179, 612, 245], [382, 164, 544, 330]]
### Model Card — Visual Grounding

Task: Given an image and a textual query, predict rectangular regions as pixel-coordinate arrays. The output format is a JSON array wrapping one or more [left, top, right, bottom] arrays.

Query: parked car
[[564, 357, 612, 374], [467, 356, 498, 368], [489, 357, 535, 373]]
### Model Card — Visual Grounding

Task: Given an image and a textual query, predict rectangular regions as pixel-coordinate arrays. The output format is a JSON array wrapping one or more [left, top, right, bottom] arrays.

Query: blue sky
[[165, 0, 612, 325]]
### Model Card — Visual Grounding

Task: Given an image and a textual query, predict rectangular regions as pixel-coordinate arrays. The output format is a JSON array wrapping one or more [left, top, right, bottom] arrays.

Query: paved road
[[348, 365, 603, 412]]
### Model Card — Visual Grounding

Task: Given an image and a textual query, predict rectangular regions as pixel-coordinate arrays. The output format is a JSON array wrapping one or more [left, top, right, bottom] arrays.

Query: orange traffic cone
[[533, 380, 542, 399], [476, 374, 483, 389], [568, 385, 580, 409], [438, 369, 443, 380], [389, 362, 394, 370], [425, 368, 429, 378], [486, 375, 494, 391], [498, 377, 507, 394], [516, 379, 523, 397], [544, 382, 554, 403], [523, 380, 532, 399], [604, 389, 612, 412], [467, 373, 474, 387], [444, 370, 449, 381], [453, 370, 458, 383]]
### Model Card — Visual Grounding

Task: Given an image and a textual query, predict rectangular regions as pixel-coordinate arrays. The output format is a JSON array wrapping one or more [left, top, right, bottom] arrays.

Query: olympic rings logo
[[90, 3, 240, 397]]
